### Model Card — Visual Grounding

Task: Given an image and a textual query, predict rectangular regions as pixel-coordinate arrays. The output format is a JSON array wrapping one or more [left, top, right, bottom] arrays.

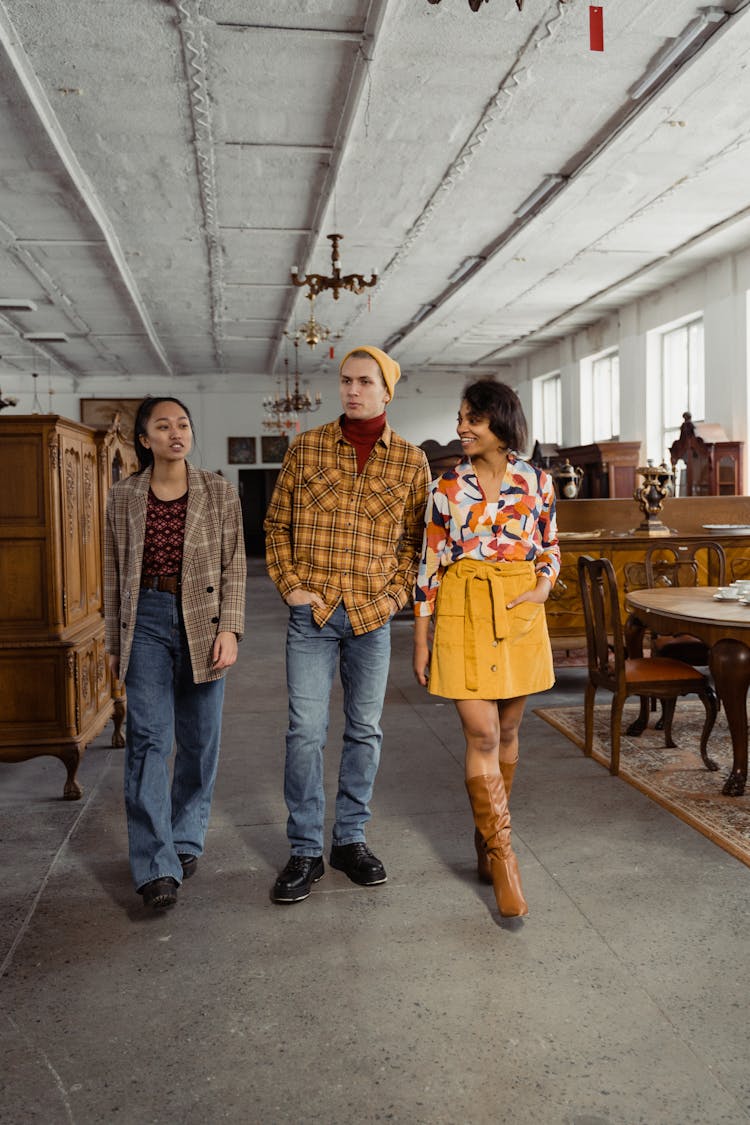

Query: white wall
[[509, 241, 750, 491]]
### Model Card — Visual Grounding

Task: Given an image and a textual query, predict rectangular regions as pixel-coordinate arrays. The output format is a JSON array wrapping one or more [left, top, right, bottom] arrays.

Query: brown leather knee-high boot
[[500, 757, 517, 800], [474, 758, 518, 884], [466, 772, 528, 917]]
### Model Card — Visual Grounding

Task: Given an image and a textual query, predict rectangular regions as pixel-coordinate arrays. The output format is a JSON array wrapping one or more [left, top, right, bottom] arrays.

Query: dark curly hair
[[133, 396, 195, 472], [461, 378, 528, 453]]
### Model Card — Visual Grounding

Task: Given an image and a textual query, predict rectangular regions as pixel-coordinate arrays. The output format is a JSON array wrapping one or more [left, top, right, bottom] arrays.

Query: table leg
[[709, 638, 750, 797]]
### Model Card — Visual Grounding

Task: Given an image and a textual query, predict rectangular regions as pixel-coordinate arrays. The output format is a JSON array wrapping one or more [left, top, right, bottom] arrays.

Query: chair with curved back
[[730, 556, 750, 582], [577, 555, 718, 776], [644, 539, 726, 668]]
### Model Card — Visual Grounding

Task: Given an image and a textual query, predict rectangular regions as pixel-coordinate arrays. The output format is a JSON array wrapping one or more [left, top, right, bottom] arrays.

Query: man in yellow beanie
[[265, 346, 430, 903]]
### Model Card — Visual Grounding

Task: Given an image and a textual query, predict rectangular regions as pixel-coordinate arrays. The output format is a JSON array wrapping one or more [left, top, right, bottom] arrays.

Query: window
[[581, 351, 619, 443], [533, 373, 561, 444], [662, 319, 704, 451]]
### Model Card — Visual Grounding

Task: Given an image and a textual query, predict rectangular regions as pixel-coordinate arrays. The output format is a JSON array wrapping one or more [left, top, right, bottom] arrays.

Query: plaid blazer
[[264, 418, 430, 634], [104, 464, 246, 683]]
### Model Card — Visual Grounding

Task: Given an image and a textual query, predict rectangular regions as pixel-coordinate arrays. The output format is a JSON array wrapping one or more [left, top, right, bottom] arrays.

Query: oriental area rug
[[534, 700, 750, 868]]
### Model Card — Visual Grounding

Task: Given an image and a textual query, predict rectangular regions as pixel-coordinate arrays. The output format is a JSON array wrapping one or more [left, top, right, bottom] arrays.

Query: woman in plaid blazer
[[104, 396, 246, 911]]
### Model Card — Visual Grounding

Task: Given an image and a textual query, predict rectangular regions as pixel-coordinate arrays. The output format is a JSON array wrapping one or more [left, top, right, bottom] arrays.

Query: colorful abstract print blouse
[[414, 456, 561, 617]]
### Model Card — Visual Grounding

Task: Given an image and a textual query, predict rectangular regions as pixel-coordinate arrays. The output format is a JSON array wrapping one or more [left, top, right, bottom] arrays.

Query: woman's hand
[[108, 654, 120, 681], [413, 616, 432, 686], [285, 588, 325, 610], [506, 576, 552, 610], [413, 640, 431, 686], [212, 631, 238, 669]]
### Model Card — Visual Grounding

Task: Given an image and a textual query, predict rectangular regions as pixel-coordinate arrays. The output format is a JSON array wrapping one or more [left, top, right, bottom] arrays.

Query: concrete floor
[[2, 565, 750, 1125]]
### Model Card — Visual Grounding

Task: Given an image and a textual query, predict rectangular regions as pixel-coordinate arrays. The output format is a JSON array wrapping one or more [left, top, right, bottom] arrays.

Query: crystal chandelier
[[262, 339, 322, 435], [291, 233, 377, 301]]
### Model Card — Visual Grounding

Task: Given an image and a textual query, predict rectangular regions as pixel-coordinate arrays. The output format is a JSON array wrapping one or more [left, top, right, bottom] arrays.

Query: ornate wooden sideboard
[[0, 414, 136, 797], [547, 495, 750, 650]]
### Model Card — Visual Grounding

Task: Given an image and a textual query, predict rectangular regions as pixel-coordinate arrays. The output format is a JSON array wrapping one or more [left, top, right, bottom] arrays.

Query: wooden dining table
[[625, 587, 750, 796]]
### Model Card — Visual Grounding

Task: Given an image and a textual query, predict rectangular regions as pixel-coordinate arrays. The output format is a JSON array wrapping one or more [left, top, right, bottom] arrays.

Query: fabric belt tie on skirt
[[458, 560, 513, 692]]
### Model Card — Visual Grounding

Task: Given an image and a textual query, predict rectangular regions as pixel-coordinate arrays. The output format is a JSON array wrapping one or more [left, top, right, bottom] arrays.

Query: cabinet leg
[[61, 748, 83, 800], [111, 698, 126, 748]]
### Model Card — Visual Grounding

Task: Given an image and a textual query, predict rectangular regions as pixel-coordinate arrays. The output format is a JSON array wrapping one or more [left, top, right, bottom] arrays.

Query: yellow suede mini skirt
[[428, 558, 554, 701]]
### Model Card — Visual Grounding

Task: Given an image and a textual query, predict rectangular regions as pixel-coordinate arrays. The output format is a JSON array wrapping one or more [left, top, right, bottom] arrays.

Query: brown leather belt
[[141, 574, 180, 595]]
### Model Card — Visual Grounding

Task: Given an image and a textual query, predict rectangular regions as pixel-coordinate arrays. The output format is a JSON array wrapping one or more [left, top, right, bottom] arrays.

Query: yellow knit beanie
[[339, 345, 401, 401]]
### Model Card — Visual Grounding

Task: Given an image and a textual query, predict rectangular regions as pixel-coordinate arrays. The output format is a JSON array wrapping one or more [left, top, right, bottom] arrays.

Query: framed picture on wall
[[261, 434, 289, 463], [80, 398, 141, 441], [227, 436, 257, 464]]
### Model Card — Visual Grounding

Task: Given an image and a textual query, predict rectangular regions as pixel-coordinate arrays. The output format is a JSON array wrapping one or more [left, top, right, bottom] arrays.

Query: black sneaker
[[329, 843, 387, 886], [272, 855, 324, 904]]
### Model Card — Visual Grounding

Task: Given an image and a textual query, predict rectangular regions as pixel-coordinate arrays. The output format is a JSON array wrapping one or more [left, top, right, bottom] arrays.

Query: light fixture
[[30, 371, 43, 414], [426, 0, 535, 10], [294, 292, 331, 350], [0, 360, 19, 413], [630, 8, 724, 100], [291, 233, 377, 301], [263, 338, 322, 434], [0, 299, 37, 312], [513, 175, 565, 219], [23, 332, 69, 343], [382, 332, 404, 351], [448, 256, 485, 284], [410, 303, 436, 327]]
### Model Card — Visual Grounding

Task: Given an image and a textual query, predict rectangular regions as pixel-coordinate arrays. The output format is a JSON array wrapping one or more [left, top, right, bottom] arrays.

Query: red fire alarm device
[[589, 6, 604, 52]]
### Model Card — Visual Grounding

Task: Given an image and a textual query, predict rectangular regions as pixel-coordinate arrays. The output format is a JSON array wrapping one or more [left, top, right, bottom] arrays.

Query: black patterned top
[[141, 489, 188, 577]]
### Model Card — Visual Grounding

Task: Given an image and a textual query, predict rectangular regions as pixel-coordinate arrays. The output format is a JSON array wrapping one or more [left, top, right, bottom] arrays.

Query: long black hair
[[133, 396, 195, 472], [461, 378, 528, 453]]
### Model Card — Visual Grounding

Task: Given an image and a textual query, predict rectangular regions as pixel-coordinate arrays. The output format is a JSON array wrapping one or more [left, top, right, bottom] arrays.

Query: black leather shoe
[[329, 843, 387, 886], [142, 877, 178, 910], [178, 854, 198, 880], [272, 855, 324, 904]]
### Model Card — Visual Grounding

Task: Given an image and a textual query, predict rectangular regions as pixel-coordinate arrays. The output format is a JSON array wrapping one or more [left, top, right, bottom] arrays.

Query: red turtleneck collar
[[341, 411, 386, 474]]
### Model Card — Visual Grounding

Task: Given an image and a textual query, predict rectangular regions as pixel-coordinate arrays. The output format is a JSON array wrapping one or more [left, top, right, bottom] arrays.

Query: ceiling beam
[[0, 1, 174, 376]]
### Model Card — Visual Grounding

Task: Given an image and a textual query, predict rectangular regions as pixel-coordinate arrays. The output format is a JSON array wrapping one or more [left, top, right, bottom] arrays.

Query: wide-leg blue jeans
[[284, 601, 391, 856], [124, 588, 225, 891]]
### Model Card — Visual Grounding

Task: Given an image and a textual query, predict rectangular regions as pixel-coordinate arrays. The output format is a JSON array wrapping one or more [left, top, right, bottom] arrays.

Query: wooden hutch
[[669, 413, 742, 497], [0, 413, 137, 798]]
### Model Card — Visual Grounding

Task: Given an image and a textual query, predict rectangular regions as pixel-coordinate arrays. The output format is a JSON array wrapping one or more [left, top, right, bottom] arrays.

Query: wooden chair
[[577, 555, 718, 776], [645, 540, 726, 589], [730, 556, 750, 582], [644, 540, 726, 668]]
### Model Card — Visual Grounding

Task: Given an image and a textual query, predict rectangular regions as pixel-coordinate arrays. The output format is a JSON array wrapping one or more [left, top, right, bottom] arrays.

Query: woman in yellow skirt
[[413, 379, 560, 918]]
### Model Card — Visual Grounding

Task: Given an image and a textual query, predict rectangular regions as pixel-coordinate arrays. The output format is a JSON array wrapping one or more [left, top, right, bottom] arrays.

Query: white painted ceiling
[[0, 0, 749, 388]]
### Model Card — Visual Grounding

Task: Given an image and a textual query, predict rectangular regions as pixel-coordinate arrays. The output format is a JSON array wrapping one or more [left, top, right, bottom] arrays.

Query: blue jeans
[[284, 601, 391, 855], [124, 588, 225, 892]]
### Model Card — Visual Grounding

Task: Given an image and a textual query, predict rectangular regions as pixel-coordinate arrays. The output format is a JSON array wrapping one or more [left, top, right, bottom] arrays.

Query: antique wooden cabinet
[[0, 414, 135, 798], [668, 417, 743, 497], [547, 495, 750, 650], [556, 441, 642, 499]]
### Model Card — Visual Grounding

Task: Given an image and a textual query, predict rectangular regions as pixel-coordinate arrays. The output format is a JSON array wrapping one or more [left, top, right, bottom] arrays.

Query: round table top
[[626, 587, 750, 643]]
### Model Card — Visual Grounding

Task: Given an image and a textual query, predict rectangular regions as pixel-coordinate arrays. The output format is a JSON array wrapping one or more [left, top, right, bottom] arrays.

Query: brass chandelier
[[291, 233, 377, 301], [294, 292, 331, 350]]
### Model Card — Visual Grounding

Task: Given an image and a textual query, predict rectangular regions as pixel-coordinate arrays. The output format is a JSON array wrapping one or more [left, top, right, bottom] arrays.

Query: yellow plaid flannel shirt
[[265, 419, 430, 634]]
